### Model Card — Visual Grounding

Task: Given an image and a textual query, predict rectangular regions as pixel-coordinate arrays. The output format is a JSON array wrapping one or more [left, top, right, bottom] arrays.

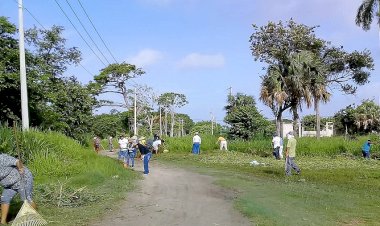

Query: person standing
[[272, 133, 281, 160], [217, 136, 228, 151], [0, 154, 37, 225], [285, 131, 301, 176], [192, 132, 201, 154], [126, 138, 136, 168], [361, 139, 372, 159], [108, 136, 114, 152], [118, 135, 129, 167], [279, 136, 284, 159], [93, 136, 100, 154]]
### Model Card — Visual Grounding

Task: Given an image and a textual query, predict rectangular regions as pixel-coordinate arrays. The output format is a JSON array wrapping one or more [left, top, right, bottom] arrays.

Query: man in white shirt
[[192, 132, 201, 154], [118, 135, 129, 164], [272, 133, 281, 160], [152, 139, 162, 154]]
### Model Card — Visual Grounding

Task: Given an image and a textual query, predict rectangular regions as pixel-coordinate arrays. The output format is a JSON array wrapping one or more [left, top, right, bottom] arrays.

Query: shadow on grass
[[262, 169, 283, 176]]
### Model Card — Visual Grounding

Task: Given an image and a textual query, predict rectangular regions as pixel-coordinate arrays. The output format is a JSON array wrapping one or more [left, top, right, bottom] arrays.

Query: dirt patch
[[91, 152, 253, 226]]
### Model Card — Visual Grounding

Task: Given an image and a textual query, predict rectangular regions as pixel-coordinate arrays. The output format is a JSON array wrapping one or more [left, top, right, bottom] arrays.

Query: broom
[[11, 123, 47, 226]]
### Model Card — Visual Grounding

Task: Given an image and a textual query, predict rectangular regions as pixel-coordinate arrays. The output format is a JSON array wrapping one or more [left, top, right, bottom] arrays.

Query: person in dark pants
[[136, 139, 152, 175], [285, 131, 301, 176], [361, 139, 372, 159]]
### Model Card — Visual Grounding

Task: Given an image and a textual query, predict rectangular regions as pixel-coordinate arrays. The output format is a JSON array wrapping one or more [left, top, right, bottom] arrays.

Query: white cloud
[[178, 53, 225, 69], [128, 49, 164, 67]]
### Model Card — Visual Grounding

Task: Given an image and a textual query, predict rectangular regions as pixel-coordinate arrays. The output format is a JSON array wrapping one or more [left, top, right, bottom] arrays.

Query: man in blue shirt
[[362, 139, 372, 159]]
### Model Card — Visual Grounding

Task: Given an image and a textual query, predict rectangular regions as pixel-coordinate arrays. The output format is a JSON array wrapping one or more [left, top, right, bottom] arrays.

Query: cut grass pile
[[0, 126, 138, 225], [158, 151, 380, 226]]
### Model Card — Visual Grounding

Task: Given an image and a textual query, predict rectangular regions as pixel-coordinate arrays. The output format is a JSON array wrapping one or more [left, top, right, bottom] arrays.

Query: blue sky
[[1, 0, 379, 123]]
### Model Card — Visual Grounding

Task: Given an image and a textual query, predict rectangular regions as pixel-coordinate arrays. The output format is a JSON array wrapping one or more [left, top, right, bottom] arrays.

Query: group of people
[[191, 132, 228, 155], [116, 134, 163, 175], [271, 131, 301, 176]]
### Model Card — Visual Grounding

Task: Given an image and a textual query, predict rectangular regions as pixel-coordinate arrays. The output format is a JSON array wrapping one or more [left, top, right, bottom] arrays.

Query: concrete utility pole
[[18, 0, 29, 131], [134, 87, 137, 135], [210, 112, 214, 135], [159, 106, 162, 136]]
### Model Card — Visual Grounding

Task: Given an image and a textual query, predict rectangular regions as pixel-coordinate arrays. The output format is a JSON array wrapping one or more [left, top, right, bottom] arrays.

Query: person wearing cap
[[192, 132, 201, 154], [217, 136, 228, 151], [285, 131, 301, 176], [126, 138, 136, 168], [136, 138, 152, 175], [361, 139, 372, 159], [272, 133, 281, 160]]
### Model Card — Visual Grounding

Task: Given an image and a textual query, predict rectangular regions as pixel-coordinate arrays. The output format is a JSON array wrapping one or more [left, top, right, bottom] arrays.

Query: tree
[[190, 121, 224, 135], [250, 20, 374, 137], [356, 0, 380, 31], [39, 77, 96, 141], [93, 63, 145, 108], [302, 115, 334, 131], [224, 93, 273, 140], [92, 111, 131, 138], [157, 92, 188, 137], [354, 99, 380, 133]]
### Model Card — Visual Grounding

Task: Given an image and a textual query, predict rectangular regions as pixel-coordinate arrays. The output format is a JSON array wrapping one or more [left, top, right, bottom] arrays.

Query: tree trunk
[[165, 111, 168, 136], [159, 106, 162, 136], [276, 106, 284, 138], [170, 111, 175, 137], [291, 105, 299, 138], [315, 100, 321, 139]]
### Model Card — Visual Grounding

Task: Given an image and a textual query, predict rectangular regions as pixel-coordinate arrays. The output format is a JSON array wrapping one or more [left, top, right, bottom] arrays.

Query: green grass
[[157, 151, 380, 225], [0, 126, 139, 225], [164, 134, 380, 157]]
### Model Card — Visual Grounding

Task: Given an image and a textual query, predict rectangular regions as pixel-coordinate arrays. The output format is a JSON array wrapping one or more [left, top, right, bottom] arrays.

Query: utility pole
[[228, 86, 232, 97], [18, 0, 29, 131], [210, 112, 214, 135], [134, 87, 137, 135], [181, 119, 184, 136], [159, 105, 162, 136]]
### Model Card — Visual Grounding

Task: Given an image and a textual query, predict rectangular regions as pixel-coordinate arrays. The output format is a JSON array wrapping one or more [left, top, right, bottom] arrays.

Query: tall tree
[[93, 63, 145, 108], [157, 92, 188, 137], [356, 0, 380, 31], [250, 20, 374, 137]]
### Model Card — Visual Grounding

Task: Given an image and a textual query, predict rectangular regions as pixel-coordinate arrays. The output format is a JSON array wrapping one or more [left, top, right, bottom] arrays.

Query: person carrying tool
[[0, 153, 36, 224]]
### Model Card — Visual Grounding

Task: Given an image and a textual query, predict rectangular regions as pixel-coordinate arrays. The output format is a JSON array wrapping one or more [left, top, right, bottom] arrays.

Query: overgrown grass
[[157, 151, 380, 225], [0, 125, 139, 225], [164, 134, 380, 157]]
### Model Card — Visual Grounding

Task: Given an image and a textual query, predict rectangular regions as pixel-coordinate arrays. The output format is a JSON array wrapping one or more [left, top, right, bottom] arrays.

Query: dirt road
[[92, 152, 252, 226]]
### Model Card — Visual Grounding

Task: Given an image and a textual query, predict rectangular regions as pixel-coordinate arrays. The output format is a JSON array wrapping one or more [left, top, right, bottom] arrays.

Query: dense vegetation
[[0, 125, 138, 225]]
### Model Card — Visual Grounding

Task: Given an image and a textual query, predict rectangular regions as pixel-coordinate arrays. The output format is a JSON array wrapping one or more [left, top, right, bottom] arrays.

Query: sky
[[1, 0, 379, 124]]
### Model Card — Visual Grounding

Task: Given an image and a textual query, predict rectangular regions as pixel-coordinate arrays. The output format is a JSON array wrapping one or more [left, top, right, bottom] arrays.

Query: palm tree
[[356, 0, 380, 31], [260, 64, 289, 137]]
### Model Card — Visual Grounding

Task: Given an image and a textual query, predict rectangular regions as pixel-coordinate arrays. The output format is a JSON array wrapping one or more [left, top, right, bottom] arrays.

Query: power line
[[11, 0, 95, 77], [64, 0, 111, 65], [54, 0, 107, 67], [77, 0, 118, 63], [12, 0, 46, 30]]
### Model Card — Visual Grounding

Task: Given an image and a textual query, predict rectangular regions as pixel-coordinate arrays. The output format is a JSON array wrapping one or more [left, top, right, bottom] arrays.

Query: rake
[[11, 123, 48, 226]]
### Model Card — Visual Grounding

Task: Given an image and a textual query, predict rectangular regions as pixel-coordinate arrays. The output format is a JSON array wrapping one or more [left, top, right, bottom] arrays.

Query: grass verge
[[157, 151, 380, 226]]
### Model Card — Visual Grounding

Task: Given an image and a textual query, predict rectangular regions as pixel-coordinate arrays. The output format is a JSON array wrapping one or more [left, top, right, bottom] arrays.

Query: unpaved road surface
[[92, 152, 252, 226]]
